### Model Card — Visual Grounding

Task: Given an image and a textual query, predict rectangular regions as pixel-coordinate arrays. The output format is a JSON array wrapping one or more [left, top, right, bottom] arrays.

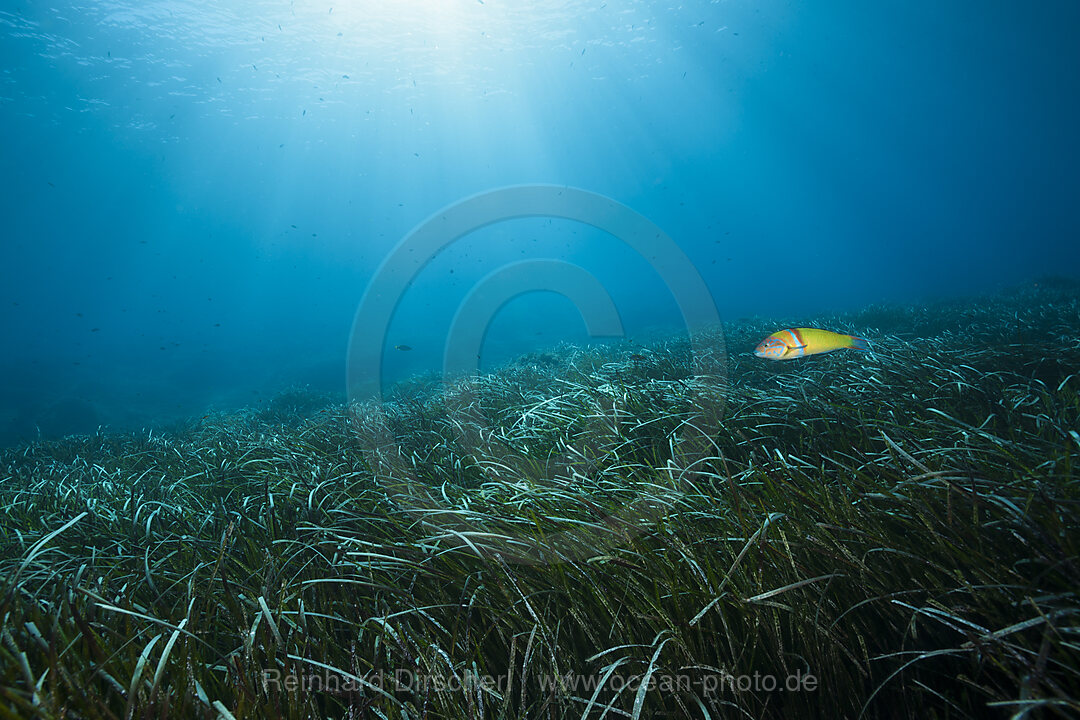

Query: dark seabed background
[[1, 0, 1078, 439]]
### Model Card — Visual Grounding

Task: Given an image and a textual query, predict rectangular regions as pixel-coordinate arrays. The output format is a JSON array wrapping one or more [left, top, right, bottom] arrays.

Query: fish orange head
[[754, 335, 788, 360]]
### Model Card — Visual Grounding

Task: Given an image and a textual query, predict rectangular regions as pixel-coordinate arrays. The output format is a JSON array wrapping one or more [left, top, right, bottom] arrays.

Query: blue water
[[1, 0, 1078, 445]]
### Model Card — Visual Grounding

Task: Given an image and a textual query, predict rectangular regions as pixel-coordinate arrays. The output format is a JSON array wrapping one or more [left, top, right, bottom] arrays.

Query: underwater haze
[[1, 0, 1079, 444]]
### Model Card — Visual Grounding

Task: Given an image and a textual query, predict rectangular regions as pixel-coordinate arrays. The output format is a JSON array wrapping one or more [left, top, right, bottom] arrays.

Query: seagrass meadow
[[1, 282, 1079, 720]]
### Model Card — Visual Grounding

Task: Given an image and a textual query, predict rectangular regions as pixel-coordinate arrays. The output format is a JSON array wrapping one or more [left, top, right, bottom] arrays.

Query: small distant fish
[[754, 328, 867, 360], [394, 344, 412, 351], [629, 353, 646, 362]]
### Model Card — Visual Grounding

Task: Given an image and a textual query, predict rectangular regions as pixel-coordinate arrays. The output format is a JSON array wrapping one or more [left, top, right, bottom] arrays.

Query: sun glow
[[323, 0, 482, 45]]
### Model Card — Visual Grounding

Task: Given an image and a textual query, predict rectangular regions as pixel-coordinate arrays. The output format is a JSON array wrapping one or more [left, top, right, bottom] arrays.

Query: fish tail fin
[[848, 335, 869, 352]]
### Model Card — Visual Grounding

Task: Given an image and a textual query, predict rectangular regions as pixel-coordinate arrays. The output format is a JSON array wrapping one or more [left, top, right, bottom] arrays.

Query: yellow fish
[[754, 328, 868, 360]]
